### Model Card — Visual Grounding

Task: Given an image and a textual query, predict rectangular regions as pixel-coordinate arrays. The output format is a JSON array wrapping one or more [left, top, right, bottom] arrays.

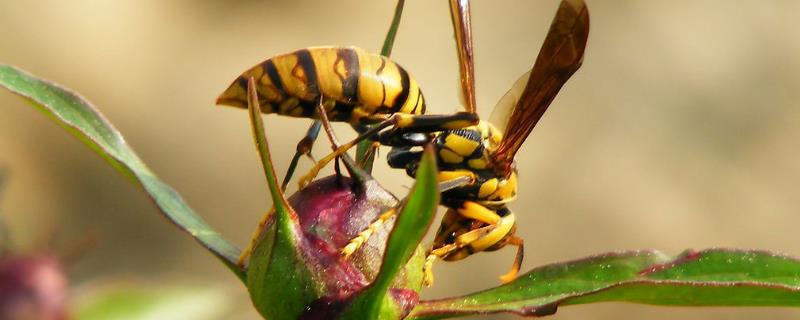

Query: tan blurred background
[[1, 0, 799, 319]]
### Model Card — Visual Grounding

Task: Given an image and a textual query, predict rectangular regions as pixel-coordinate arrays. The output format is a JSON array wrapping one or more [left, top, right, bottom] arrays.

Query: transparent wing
[[489, 70, 531, 134]]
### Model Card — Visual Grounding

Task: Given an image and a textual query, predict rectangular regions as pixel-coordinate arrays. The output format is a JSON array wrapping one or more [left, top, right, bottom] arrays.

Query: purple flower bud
[[247, 175, 424, 319]]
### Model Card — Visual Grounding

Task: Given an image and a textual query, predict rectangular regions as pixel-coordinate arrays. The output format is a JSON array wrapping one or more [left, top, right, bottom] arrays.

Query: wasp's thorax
[[386, 120, 520, 263]]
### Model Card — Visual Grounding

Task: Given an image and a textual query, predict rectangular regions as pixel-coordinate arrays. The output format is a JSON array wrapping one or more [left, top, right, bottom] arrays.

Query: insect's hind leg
[[498, 236, 524, 283], [422, 201, 519, 286], [298, 112, 479, 188], [422, 221, 515, 286]]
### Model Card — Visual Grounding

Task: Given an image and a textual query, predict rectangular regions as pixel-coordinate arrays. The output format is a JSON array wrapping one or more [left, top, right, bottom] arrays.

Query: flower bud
[[247, 175, 424, 319]]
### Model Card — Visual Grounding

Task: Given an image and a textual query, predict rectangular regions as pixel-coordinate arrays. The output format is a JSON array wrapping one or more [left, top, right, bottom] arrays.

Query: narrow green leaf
[[0, 65, 244, 280], [380, 0, 405, 59], [344, 147, 439, 319], [410, 249, 800, 319]]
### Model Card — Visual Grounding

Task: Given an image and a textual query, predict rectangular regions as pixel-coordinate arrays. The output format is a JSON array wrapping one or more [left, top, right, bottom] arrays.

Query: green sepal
[[343, 147, 439, 319]]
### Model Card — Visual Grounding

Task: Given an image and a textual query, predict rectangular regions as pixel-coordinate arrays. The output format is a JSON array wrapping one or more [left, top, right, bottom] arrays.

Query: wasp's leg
[[362, 112, 478, 133], [422, 243, 457, 286], [340, 166, 473, 260], [315, 97, 343, 148], [422, 222, 511, 286], [340, 176, 474, 260], [311, 97, 377, 189], [422, 225, 495, 287], [281, 121, 322, 190], [423, 201, 518, 286], [422, 223, 501, 287], [498, 236, 524, 283], [280, 94, 343, 190], [298, 112, 478, 188], [341, 208, 397, 258], [312, 96, 348, 180], [454, 202, 517, 253]]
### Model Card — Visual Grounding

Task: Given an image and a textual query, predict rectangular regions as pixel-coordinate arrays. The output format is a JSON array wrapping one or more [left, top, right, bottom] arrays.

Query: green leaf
[[410, 249, 800, 319], [74, 284, 232, 320], [0, 65, 243, 280], [344, 147, 439, 320], [380, 0, 405, 58]]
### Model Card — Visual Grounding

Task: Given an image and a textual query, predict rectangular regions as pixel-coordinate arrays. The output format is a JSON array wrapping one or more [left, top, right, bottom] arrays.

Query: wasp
[[217, 46, 477, 188], [217, 46, 482, 267], [298, 0, 590, 286]]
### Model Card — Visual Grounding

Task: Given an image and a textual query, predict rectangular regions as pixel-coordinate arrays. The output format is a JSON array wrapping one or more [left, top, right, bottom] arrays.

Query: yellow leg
[[498, 236, 524, 283], [458, 201, 502, 224], [340, 208, 397, 259], [298, 142, 354, 188], [422, 224, 497, 287], [298, 115, 400, 188], [423, 243, 458, 287], [423, 202, 519, 286]]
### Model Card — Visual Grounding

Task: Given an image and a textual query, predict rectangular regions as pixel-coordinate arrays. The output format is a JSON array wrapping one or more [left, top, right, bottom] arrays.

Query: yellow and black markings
[[217, 47, 426, 125]]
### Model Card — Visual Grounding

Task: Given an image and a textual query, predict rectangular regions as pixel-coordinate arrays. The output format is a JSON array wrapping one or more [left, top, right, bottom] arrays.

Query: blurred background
[[1, 0, 799, 319]]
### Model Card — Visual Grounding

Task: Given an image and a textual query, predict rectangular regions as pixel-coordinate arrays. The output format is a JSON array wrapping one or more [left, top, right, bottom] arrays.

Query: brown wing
[[449, 0, 477, 114], [492, 0, 590, 175]]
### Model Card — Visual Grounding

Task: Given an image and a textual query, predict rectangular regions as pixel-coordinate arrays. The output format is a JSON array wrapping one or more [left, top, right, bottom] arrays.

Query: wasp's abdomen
[[216, 47, 425, 124]]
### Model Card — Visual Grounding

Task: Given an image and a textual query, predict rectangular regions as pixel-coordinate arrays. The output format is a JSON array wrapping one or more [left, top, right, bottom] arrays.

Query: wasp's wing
[[489, 70, 531, 134], [492, 0, 589, 173], [449, 0, 477, 114]]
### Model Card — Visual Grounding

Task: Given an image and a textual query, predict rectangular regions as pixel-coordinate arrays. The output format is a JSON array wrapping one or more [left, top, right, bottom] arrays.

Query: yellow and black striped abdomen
[[216, 46, 425, 124]]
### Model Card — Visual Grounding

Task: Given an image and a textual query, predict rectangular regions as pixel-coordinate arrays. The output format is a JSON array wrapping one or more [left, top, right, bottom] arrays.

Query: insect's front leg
[[340, 208, 397, 259]]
